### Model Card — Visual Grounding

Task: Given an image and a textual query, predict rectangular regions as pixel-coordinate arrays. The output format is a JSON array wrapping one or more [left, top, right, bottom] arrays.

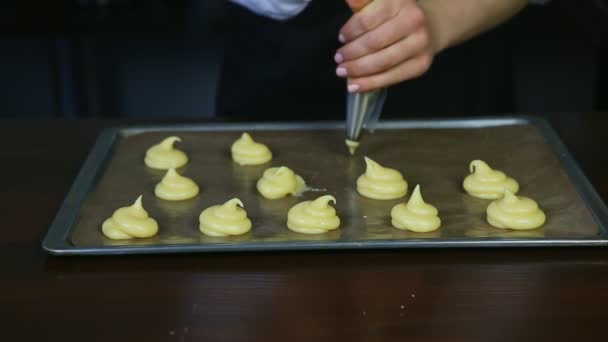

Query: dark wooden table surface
[[1, 114, 607, 342]]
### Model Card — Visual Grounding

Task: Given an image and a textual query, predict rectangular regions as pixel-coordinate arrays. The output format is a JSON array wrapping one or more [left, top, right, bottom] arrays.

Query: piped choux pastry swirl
[[102, 195, 159, 240], [463, 160, 519, 199], [257, 166, 306, 199], [287, 195, 340, 234], [487, 190, 546, 230], [357, 157, 408, 200], [231, 133, 272, 165], [154, 168, 199, 201], [391, 185, 441, 233], [199, 198, 252, 237], [145, 136, 188, 170]]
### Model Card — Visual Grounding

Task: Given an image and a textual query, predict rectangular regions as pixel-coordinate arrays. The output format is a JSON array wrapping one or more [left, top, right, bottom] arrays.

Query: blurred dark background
[[0, 0, 606, 119]]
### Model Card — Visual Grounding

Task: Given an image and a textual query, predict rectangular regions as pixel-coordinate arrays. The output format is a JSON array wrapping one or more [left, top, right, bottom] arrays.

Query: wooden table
[[1, 115, 607, 341]]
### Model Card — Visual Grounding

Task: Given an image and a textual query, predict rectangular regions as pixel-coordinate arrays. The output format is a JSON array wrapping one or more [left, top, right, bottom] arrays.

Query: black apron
[[217, 1, 514, 120]]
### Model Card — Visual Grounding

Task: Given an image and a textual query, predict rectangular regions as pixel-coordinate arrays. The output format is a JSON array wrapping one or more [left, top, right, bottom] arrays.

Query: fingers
[[339, 1, 400, 42], [336, 0, 434, 92], [337, 29, 430, 78], [336, 4, 426, 63], [346, 53, 433, 93]]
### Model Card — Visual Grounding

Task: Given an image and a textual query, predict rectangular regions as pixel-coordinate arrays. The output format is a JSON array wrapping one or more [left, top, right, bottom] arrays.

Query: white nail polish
[[336, 67, 348, 77], [339, 34, 346, 43], [348, 84, 360, 93], [334, 53, 344, 64]]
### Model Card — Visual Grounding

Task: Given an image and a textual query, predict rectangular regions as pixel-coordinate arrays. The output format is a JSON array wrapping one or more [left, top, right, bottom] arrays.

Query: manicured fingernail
[[336, 67, 348, 77], [348, 84, 360, 93], [334, 52, 343, 63], [339, 34, 346, 43]]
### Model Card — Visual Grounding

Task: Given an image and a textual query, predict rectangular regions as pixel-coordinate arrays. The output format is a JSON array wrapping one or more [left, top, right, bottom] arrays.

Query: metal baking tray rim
[[41, 115, 608, 255]]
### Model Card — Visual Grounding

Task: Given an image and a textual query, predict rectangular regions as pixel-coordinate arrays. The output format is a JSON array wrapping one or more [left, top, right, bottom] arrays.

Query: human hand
[[336, 0, 437, 93]]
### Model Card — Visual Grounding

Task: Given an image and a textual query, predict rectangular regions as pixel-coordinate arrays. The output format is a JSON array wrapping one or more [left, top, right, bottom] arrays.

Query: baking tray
[[42, 116, 608, 255]]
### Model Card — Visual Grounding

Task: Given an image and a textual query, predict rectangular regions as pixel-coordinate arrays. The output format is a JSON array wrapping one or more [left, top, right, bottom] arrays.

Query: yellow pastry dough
[[391, 185, 441, 233], [287, 195, 340, 234], [199, 198, 252, 236], [463, 160, 519, 199], [357, 157, 408, 200], [487, 190, 546, 230], [102, 195, 158, 240], [154, 168, 199, 201], [257, 166, 306, 199], [345, 139, 360, 155], [231, 133, 272, 165], [145, 136, 188, 170]]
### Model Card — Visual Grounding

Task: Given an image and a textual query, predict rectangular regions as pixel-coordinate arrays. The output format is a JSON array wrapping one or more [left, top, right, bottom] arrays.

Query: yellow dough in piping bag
[[357, 157, 408, 200], [487, 189, 546, 230], [145, 136, 188, 170], [154, 168, 199, 201], [287, 195, 340, 234], [463, 160, 519, 199], [391, 185, 441, 233], [231, 133, 272, 165], [102, 195, 159, 240], [345, 139, 360, 155], [199, 198, 252, 236], [257, 166, 307, 199]]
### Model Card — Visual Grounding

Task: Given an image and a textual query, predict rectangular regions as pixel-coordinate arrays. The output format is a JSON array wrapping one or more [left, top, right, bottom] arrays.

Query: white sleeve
[[230, 0, 313, 21]]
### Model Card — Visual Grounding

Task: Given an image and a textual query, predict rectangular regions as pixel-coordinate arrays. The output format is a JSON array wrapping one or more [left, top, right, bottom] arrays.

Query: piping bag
[[344, 0, 387, 155]]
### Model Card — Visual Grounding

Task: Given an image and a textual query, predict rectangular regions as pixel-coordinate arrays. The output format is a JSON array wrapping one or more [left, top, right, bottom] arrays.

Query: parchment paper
[[70, 124, 600, 247]]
